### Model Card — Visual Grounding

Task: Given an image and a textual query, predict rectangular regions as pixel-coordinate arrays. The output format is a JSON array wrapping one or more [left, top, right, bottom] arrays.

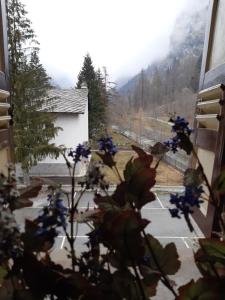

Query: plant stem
[[142, 231, 178, 297], [154, 156, 163, 170], [132, 263, 146, 300], [114, 164, 123, 182], [124, 232, 146, 300], [70, 162, 77, 271], [127, 198, 177, 297], [74, 188, 86, 212]]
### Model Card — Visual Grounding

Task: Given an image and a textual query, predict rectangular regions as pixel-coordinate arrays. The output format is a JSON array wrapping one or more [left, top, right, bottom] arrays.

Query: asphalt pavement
[[14, 190, 203, 300]]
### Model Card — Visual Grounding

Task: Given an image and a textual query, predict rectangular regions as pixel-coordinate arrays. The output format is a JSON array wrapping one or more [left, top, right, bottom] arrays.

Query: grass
[[90, 128, 140, 150], [109, 129, 139, 149], [91, 150, 183, 186], [90, 129, 183, 186]]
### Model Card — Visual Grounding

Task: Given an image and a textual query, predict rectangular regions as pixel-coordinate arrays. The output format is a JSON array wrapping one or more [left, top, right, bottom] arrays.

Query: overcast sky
[[22, 0, 206, 88]]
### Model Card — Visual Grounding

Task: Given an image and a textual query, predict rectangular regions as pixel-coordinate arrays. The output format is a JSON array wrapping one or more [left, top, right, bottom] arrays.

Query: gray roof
[[41, 88, 88, 114]]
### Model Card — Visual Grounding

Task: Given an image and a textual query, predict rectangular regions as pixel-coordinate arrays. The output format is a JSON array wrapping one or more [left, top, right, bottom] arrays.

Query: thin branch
[[142, 231, 178, 297], [113, 164, 123, 183], [123, 231, 146, 300], [154, 156, 163, 170]]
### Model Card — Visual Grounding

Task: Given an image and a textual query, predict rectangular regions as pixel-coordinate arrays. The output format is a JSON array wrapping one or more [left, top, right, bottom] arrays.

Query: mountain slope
[[119, 1, 208, 118]]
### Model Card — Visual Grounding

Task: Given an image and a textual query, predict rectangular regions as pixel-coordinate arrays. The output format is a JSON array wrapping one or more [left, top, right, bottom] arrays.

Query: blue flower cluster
[[171, 116, 193, 135], [36, 192, 68, 236], [169, 186, 204, 218], [164, 116, 193, 153], [164, 136, 180, 153], [98, 137, 117, 155], [68, 143, 91, 162]]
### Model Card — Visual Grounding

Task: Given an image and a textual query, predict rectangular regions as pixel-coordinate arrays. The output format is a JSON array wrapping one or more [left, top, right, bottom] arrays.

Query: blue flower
[[35, 193, 68, 237], [164, 116, 193, 153], [169, 208, 181, 218], [164, 136, 181, 153], [68, 143, 91, 162], [171, 116, 193, 135], [169, 186, 204, 219], [98, 137, 117, 155]]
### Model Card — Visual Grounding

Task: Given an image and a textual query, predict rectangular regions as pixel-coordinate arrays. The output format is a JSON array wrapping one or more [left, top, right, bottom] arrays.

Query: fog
[[22, 0, 208, 88]]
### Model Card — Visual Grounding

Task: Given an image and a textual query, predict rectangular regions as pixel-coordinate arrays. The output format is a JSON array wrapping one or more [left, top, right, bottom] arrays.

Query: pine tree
[[77, 54, 106, 138], [7, 0, 61, 171]]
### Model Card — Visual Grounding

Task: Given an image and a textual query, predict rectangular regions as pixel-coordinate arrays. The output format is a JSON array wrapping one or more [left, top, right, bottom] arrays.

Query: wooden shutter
[[192, 0, 225, 236]]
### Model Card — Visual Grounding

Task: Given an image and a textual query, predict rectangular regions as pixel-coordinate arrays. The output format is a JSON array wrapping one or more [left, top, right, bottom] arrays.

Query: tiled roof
[[41, 88, 88, 114]]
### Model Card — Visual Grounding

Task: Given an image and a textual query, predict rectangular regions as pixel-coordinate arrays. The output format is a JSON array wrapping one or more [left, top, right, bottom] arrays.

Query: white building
[[17, 86, 89, 183]]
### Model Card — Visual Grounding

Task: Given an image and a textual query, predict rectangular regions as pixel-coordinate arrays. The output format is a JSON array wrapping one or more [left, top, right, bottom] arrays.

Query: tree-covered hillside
[[118, 2, 208, 121]]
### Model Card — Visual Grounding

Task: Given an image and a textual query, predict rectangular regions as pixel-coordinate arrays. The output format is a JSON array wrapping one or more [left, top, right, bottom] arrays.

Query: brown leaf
[[19, 179, 43, 199]]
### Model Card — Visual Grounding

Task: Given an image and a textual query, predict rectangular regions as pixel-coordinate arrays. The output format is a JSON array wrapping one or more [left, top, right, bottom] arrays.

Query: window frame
[[199, 0, 225, 90], [0, 0, 9, 91]]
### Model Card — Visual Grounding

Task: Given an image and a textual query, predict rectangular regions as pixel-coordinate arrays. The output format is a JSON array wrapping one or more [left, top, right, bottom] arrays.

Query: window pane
[[208, 0, 225, 70]]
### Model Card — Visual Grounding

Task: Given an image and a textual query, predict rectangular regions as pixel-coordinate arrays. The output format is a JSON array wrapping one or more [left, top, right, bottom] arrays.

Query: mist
[[22, 0, 208, 88]]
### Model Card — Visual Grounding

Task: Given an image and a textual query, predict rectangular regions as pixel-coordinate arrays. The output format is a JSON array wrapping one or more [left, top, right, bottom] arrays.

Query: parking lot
[[15, 190, 204, 299]]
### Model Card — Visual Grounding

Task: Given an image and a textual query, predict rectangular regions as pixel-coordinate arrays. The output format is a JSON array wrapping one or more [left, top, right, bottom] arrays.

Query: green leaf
[[177, 278, 223, 300], [112, 183, 128, 207], [123, 151, 156, 209], [213, 169, 225, 194], [0, 267, 7, 285], [101, 210, 148, 261], [128, 190, 155, 210], [127, 167, 156, 198], [123, 158, 134, 182], [142, 273, 160, 297], [183, 167, 203, 187], [113, 270, 139, 300], [145, 234, 181, 275], [150, 142, 168, 156], [195, 239, 225, 277]]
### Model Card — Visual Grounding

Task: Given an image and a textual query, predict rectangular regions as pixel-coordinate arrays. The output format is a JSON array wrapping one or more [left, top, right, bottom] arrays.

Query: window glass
[[208, 0, 225, 70]]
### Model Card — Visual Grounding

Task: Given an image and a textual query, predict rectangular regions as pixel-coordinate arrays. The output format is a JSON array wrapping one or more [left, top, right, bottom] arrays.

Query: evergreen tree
[[7, 0, 61, 171], [77, 54, 106, 138]]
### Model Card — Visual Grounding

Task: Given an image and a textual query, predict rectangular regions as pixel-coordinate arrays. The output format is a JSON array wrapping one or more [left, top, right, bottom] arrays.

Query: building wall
[[17, 101, 89, 179], [44, 104, 88, 164]]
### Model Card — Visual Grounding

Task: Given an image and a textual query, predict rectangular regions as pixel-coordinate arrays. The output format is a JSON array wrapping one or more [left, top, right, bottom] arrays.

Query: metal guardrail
[[118, 128, 188, 172]]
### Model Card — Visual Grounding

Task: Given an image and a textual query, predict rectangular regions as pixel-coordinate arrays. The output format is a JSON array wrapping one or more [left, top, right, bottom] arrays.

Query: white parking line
[[143, 208, 167, 210], [54, 235, 204, 251], [60, 236, 66, 249], [182, 237, 190, 249], [155, 193, 166, 209], [155, 236, 204, 239], [57, 235, 204, 240], [27, 206, 168, 210], [58, 235, 87, 238]]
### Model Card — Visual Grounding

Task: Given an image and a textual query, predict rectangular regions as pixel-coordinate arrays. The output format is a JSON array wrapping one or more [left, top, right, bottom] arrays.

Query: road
[[14, 191, 203, 299]]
